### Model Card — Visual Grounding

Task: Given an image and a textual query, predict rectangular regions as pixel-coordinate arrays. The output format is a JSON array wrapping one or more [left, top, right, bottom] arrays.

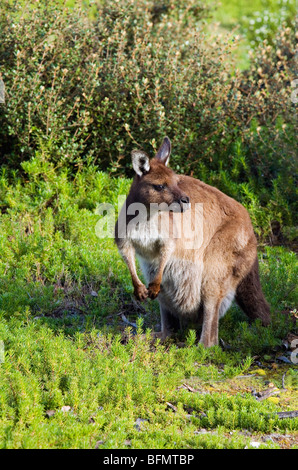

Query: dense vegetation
[[0, 0, 297, 449], [0, 0, 297, 239], [0, 167, 297, 448]]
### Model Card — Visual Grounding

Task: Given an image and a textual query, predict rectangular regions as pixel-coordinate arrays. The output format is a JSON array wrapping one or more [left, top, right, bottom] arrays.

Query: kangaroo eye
[[153, 184, 165, 191]]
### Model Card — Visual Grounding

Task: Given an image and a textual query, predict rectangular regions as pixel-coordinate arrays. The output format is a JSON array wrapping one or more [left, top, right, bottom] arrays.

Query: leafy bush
[[242, 0, 296, 47], [212, 0, 296, 48], [0, 0, 296, 238]]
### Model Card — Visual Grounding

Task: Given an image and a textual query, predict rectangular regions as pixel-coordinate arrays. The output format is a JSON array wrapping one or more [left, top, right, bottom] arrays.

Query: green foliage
[[0, 0, 296, 238], [241, 0, 296, 47], [212, 0, 296, 47], [0, 167, 296, 325], [0, 1, 297, 449], [0, 168, 297, 448], [0, 317, 297, 448]]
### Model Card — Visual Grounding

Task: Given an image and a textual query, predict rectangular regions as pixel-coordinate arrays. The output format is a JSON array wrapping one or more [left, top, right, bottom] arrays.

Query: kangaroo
[[115, 137, 270, 347]]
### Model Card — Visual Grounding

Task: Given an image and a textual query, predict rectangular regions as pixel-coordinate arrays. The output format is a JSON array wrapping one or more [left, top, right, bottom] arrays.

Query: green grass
[[207, 0, 296, 69], [0, 167, 297, 449], [0, 0, 296, 450]]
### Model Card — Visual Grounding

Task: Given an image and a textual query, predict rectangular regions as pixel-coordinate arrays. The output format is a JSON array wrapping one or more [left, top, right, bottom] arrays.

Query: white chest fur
[[127, 212, 203, 317], [127, 212, 170, 259]]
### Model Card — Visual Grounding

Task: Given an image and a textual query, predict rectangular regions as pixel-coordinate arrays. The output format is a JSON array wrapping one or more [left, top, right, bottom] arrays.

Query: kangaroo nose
[[180, 196, 190, 204]]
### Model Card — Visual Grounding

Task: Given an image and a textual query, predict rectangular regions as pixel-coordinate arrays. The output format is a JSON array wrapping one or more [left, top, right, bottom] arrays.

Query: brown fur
[[115, 137, 270, 347], [235, 257, 271, 325]]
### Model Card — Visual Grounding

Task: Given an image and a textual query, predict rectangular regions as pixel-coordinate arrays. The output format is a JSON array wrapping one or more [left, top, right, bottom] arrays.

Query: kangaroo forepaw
[[134, 283, 148, 301], [148, 282, 161, 299]]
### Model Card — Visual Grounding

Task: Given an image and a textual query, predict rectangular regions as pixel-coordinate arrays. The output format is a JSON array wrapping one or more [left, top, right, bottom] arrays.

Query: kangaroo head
[[131, 137, 190, 212]]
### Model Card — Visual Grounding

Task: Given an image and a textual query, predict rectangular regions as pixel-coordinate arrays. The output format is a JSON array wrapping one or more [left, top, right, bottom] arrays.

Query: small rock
[[134, 418, 148, 431], [277, 355, 292, 364], [61, 405, 71, 413], [245, 441, 261, 449], [194, 429, 208, 435], [94, 440, 104, 449], [250, 441, 261, 448]]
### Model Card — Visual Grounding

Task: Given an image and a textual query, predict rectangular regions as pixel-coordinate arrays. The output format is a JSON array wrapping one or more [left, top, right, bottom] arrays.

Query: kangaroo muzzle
[[178, 195, 190, 212]]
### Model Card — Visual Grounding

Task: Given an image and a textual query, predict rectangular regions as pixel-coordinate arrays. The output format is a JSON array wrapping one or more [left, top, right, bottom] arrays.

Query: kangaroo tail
[[235, 257, 271, 326]]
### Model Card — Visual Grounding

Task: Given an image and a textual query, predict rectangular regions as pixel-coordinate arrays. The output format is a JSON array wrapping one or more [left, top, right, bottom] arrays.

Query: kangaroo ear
[[131, 150, 150, 177], [155, 136, 171, 166]]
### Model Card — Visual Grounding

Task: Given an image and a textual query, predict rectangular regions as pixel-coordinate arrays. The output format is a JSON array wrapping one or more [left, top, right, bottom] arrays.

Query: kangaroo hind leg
[[157, 304, 181, 341], [199, 287, 236, 347], [199, 296, 221, 348], [235, 257, 270, 326]]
